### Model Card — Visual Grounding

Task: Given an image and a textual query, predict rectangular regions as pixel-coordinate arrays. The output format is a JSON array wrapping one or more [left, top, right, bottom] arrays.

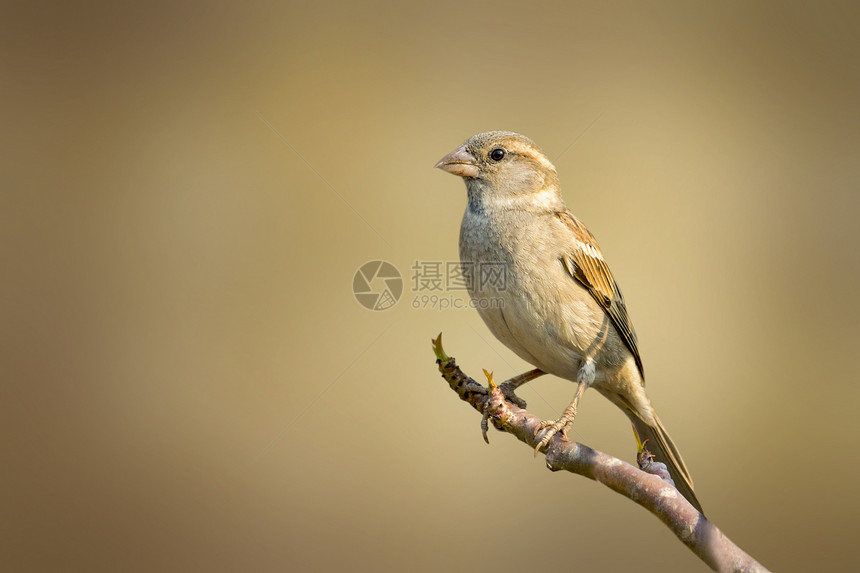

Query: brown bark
[[432, 334, 769, 573]]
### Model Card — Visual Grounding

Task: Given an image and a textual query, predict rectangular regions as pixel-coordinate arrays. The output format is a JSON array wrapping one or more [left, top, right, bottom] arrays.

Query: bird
[[435, 130, 703, 514]]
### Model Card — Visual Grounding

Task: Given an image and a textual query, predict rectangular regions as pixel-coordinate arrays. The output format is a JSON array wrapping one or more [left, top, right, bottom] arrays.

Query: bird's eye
[[489, 148, 505, 161]]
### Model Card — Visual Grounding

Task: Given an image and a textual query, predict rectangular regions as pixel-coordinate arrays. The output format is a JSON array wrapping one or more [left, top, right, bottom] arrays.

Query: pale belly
[[460, 208, 631, 387]]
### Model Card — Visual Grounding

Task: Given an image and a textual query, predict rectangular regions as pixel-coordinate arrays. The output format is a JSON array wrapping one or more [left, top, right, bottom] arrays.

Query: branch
[[431, 333, 769, 573]]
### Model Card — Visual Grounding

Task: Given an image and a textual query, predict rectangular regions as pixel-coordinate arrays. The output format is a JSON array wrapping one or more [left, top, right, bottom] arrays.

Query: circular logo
[[353, 261, 403, 311]]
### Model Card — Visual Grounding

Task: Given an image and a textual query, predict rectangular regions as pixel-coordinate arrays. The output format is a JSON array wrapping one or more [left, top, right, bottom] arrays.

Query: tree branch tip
[[429, 336, 770, 572], [482, 369, 496, 389], [431, 332, 450, 363]]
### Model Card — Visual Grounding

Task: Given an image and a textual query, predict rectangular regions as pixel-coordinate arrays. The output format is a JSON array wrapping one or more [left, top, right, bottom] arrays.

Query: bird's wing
[[555, 210, 644, 380]]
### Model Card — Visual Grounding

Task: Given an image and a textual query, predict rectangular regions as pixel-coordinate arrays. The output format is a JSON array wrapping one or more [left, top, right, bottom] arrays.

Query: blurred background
[[2, 1, 859, 571]]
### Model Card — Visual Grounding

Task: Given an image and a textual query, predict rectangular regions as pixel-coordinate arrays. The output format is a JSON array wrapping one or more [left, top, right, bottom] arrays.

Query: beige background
[[3, 2, 859, 571]]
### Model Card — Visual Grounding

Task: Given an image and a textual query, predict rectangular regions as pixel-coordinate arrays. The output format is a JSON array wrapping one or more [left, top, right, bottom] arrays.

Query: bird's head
[[435, 131, 560, 205]]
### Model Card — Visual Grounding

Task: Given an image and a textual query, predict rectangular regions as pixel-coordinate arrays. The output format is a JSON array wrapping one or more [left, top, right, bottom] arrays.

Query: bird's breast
[[459, 206, 630, 384]]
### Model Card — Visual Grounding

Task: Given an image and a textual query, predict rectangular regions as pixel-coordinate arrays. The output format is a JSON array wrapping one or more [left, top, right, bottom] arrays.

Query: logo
[[353, 261, 403, 311]]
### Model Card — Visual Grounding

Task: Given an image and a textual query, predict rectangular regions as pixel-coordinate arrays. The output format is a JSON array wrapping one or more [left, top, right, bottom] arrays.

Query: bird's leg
[[533, 381, 585, 454], [498, 368, 544, 408], [534, 360, 594, 455]]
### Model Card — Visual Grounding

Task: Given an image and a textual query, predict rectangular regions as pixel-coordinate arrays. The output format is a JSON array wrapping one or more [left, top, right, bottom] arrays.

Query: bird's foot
[[481, 369, 539, 443], [498, 381, 528, 408], [496, 368, 543, 409], [534, 414, 575, 456], [480, 370, 497, 444], [534, 381, 585, 456]]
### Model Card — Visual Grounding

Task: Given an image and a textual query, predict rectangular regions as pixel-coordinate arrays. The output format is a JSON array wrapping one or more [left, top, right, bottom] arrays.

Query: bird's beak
[[434, 145, 480, 178]]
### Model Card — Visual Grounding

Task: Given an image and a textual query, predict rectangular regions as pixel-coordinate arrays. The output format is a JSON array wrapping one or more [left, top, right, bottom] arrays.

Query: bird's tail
[[628, 412, 704, 514]]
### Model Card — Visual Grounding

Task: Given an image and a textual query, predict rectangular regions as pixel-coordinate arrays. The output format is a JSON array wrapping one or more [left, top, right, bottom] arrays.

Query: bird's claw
[[481, 370, 495, 444], [498, 382, 528, 408], [533, 419, 571, 456]]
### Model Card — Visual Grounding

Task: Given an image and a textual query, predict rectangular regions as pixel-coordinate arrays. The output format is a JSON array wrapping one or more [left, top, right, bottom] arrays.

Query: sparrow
[[435, 131, 703, 514]]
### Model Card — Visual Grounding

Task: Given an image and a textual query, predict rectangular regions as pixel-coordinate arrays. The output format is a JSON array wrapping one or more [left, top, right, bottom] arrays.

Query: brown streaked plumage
[[556, 210, 644, 378], [436, 130, 703, 514]]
